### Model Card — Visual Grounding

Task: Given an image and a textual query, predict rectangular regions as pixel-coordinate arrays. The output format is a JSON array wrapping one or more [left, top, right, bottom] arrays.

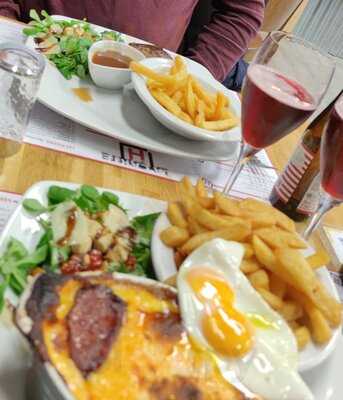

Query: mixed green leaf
[[23, 184, 123, 215], [0, 239, 48, 312], [23, 10, 123, 79]]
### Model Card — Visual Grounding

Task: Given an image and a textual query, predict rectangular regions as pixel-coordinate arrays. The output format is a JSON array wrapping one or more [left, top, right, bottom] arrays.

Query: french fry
[[174, 251, 185, 269], [254, 227, 306, 249], [213, 192, 242, 217], [186, 76, 196, 119], [181, 227, 252, 255], [241, 258, 261, 274], [280, 300, 303, 321], [294, 326, 311, 350], [187, 216, 207, 235], [160, 226, 189, 248], [147, 79, 165, 91], [195, 209, 250, 234], [276, 249, 342, 327], [287, 286, 332, 343], [172, 90, 183, 104], [269, 273, 287, 299], [252, 235, 277, 273], [243, 243, 254, 259], [240, 211, 276, 229], [257, 288, 283, 310], [307, 306, 333, 344], [238, 196, 295, 231], [306, 250, 330, 269], [195, 99, 205, 128], [248, 269, 269, 290], [150, 89, 183, 117], [272, 208, 296, 232], [170, 55, 185, 75], [289, 320, 300, 331], [180, 176, 197, 198], [167, 202, 187, 228], [240, 198, 271, 213], [164, 273, 177, 287], [178, 111, 193, 124], [198, 197, 215, 209], [166, 76, 188, 96], [204, 103, 215, 120], [195, 178, 208, 198], [131, 61, 183, 84], [202, 118, 238, 132], [192, 77, 215, 107], [221, 108, 234, 119], [210, 92, 227, 121], [179, 98, 187, 112], [180, 195, 201, 217]]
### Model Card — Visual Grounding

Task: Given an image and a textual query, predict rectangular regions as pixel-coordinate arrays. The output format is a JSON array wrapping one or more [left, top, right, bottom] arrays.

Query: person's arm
[[0, 0, 20, 19], [185, 0, 264, 82]]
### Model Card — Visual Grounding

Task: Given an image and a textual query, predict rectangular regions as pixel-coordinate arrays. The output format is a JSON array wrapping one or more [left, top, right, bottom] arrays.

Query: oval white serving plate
[[131, 57, 241, 142], [151, 213, 342, 373], [24, 15, 241, 161]]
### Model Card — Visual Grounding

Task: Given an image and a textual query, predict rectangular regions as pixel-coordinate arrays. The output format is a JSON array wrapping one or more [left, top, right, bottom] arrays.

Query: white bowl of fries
[[131, 57, 241, 142], [151, 177, 342, 372]]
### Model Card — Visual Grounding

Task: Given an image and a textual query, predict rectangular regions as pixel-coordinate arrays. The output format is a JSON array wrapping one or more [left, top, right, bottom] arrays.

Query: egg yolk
[[187, 267, 254, 358]]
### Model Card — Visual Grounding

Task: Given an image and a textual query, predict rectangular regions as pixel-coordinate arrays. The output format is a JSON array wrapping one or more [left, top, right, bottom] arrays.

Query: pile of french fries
[[160, 177, 342, 350], [130, 56, 238, 131]]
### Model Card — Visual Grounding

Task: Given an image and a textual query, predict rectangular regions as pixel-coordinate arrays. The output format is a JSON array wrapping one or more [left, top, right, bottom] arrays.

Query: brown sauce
[[92, 50, 133, 68], [72, 88, 92, 102], [58, 210, 77, 246]]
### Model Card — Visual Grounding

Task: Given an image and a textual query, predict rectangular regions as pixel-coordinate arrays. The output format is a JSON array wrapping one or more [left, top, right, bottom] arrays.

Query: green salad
[[0, 184, 160, 311], [24, 10, 123, 79]]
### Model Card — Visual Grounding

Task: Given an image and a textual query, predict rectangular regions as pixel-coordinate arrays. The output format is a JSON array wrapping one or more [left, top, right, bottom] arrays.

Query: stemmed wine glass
[[304, 94, 343, 239], [223, 31, 335, 195]]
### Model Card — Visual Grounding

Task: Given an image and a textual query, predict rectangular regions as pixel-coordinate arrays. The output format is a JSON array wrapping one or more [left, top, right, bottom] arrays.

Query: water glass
[[0, 42, 45, 157]]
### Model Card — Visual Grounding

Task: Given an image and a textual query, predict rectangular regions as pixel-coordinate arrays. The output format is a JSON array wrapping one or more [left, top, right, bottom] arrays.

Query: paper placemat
[[26, 103, 278, 201], [0, 191, 22, 233]]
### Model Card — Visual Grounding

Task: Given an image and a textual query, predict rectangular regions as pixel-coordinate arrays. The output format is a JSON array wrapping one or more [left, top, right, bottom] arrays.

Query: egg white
[[177, 239, 313, 400]]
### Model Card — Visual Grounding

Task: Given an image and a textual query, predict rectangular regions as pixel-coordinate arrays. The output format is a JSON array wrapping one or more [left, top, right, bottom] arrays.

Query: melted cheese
[[56, 280, 82, 321], [43, 278, 242, 400], [43, 321, 89, 400]]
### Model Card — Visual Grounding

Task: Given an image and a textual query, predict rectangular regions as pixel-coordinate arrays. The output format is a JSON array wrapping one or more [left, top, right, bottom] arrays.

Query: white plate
[[0, 181, 342, 400], [0, 180, 166, 400], [25, 16, 241, 161], [132, 58, 241, 142], [151, 213, 342, 373]]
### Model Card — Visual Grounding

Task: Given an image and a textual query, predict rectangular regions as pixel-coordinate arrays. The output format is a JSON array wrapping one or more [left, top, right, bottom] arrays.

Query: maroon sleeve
[[0, 0, 20, 19], [185, 0, 264, 82]]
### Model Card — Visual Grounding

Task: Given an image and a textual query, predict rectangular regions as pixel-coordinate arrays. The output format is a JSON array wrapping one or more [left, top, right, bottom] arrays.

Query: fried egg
[[177, 239, 313, 400]]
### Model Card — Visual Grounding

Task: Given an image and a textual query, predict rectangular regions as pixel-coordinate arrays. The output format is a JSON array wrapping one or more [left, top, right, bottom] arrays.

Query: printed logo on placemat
[[120, 143, 154, 167]]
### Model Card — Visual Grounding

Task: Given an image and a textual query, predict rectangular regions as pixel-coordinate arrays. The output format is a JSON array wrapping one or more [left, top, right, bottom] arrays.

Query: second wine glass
[[223, 31, 335, 195], [304, 94, 343, 239]]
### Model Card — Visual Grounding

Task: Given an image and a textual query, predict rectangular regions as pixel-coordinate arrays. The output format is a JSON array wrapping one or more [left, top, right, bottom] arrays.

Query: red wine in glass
[[223, 31, 334, 197], [304, 94, 343, 239], [242, 65, 317, 149], [321, 97, 343, 200]]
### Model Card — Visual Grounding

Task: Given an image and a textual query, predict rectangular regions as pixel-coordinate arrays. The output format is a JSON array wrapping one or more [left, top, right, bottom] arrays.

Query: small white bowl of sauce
[[88, 40, 144, 89]]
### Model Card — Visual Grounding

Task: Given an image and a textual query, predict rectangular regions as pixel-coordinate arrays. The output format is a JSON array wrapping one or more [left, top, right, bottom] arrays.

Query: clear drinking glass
[[223, 31, 335, 195], [304, 94, 343, 239], [0, 42, 45, 157]]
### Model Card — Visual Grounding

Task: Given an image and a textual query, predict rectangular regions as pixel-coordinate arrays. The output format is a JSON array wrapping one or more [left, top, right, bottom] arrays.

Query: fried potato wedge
[[180, 227, 251, 255], [160, 226, 190, 247]]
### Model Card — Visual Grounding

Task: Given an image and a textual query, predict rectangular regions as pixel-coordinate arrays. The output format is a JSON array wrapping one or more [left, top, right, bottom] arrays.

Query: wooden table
[[0, 17, 342, 252]]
